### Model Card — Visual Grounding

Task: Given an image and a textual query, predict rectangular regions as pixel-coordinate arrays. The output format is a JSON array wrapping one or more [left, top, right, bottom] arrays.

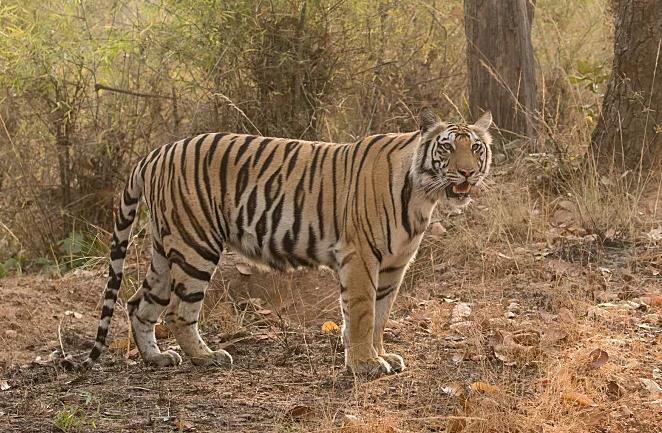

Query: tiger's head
[[415, 108, 493, 207]]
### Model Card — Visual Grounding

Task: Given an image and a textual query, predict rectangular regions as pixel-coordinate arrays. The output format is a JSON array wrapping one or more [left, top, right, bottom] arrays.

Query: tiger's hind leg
[[127, 241, 182, 367], [164, 249, 232, 367]]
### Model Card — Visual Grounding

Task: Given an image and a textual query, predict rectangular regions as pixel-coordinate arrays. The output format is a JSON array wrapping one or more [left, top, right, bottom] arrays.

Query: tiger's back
[[141, 132, 422, 270]]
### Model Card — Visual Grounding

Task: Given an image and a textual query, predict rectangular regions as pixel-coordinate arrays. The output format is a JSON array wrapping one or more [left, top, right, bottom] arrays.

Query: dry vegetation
[[0, 1, 661, 432]]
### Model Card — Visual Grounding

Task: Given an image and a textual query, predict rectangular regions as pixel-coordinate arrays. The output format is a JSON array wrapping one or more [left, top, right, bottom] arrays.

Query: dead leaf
[[429, 222, 447, 236], [587, 348, 609, 370], [542, 327, 568, 346], [235, 262, 252, 276], [562, 391, 596, 407], [286, 405, 314, 419], [451, 303, 472, 323], [108, 338, 130, 352], [470, 381, 500, 393], [64, 310, 83, 319], [154, 323, 170, 339], [321, 321, 340, 333], [0, 380, 10, 391], [640, 378, 662, 396], [174, 419, 195, 431], [558, 307, 576, 323], [491, 330, 539, 365], [256, 309, 272, 315], [606, 380, 624, 399], [441, 383, 465, 397], [512, 329, 541, 346], [639, 294, 662, 307], [4, 330, 17, 338], [646, 227, 662, 241], [449, 321, 476, 335]]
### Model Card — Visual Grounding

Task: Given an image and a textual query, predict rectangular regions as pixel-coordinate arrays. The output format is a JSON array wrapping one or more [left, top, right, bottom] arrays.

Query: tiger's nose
[[458, 169, 476, 179]]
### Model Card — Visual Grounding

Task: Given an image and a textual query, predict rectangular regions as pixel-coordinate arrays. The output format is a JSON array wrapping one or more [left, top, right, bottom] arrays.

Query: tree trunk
[[590, 0, 662, 171], [464, 0, 538, 140]]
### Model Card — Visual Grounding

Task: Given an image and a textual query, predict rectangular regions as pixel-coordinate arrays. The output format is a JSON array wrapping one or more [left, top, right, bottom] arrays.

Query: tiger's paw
[[145, 349, 183, 367], [190, 349, 233, 367], [382, 353, 406, 372], [348, 356, 392, 378]]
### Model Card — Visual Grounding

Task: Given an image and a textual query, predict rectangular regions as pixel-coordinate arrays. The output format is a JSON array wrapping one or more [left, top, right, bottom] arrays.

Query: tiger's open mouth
[[445, 181, 472, 200]]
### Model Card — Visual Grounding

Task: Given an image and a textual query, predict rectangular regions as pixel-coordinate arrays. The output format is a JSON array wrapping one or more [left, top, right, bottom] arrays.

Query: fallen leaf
[[441, 383, 465, 397], [64, 310, 83, 319], [470, 381, 500, 393], [640, 378, 662, 396], [587, 348, 609, 370], [235, 262, 252, 276], [606, 380, 624, 399], [558, 308, 576, 323], [639, 294, 662, 307], [154, 323, 170, 339], [108, 338, 130, 352], [174, 419, 195, 431], [449, 321, 476, 335], [321, 321, 340, 333], [512, 329, 541, 346], [342, 414, 359, 425], [256, 309, 272, 315], [286, 405, 314, 419], [562, 391, 596, 407], [451, 303, 472, 323], [646, 227, 662, 241], [429, 222, 447, 236], [539, 311, 557, 323], [4, 330, 17, 338], [0, 380, 10, 391], [542, 327, 568, 346]]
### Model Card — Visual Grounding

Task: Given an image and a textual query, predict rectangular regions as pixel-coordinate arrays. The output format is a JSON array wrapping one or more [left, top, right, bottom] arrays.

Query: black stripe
[[252, 137, 273, 167], [308, 145, 321, 191], [380, 264, 403, 273], [144, 291, 171, 306], [376, 286, 395, 301], [234, 135, 258, 164], [168, 249, 212, 281], [257, 144, 280, 177], [400, 170, 413, 237], [306, 225, 318, 262], [246, 186, 258, 226], [286, 144, 302, 177], [234, 159, 251, 206]]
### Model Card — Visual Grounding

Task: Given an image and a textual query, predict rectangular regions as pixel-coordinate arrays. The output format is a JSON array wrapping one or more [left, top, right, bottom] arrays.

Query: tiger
[[84, 108, 492, 377]]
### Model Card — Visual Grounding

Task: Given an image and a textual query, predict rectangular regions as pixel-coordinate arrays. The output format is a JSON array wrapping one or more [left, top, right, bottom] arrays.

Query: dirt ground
[[1, 172, 661, 432]]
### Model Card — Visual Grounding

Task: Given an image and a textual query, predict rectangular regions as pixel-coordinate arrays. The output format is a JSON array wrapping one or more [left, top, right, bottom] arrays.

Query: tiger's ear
[[473, 111, 492, 131], [419, 107, 441, 133]]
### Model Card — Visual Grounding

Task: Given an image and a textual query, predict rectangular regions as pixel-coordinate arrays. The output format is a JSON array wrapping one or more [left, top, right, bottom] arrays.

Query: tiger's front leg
[[373, 264, 409, 372], [338, 253, 392, 377]]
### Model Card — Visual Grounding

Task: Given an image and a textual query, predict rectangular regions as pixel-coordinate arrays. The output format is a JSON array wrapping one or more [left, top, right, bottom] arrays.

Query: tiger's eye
[[472, 143, 481, 152]]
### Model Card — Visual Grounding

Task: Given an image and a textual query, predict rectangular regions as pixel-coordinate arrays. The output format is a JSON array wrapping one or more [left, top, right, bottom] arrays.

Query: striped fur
[[85, 109, 492, 375]]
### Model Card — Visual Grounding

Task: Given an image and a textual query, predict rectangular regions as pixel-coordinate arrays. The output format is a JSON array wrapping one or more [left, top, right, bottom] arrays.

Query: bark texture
[[591, 0, 662, 171], [464, 0, 538, 139]]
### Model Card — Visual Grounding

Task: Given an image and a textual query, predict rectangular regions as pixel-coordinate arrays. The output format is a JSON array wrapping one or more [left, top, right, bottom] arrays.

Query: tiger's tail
[[83, 161, 145, 367]]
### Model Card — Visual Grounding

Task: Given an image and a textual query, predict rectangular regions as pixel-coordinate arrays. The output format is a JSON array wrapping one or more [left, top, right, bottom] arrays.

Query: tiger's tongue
[[453, 182, 471, 194]]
